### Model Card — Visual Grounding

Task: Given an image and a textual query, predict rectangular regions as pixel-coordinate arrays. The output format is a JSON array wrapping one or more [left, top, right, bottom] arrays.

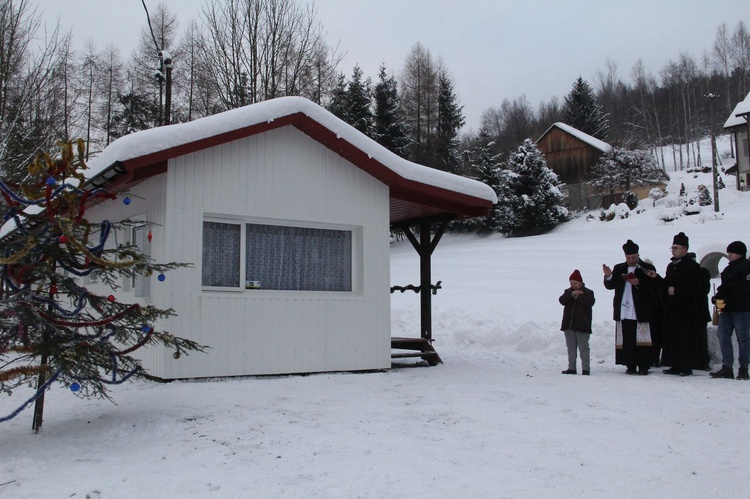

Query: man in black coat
[[603, 239, 657, 375], [645, 232, 703, 376], [710, 241, 750, 380]]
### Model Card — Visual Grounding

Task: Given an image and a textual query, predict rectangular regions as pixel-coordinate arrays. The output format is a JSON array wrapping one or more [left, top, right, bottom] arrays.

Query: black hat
[[673, 232, 689, 248], [727, 241, 747, 256], [622, 239, 639, 255]]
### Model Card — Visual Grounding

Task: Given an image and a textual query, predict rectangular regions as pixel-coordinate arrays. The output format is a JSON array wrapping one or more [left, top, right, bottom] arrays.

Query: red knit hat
[[569, 269, 583, 282]]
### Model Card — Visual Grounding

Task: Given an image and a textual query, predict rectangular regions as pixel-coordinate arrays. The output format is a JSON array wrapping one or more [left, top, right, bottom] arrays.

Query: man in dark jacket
[[646, 232, 703, 376], [559, 269, 596, 375], [710, 241, 750, 380], [603, 239, 656, 375]]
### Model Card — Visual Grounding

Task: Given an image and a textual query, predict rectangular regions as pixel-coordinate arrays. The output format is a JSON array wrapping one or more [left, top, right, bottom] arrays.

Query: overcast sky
[[37, 0, 749, 132]]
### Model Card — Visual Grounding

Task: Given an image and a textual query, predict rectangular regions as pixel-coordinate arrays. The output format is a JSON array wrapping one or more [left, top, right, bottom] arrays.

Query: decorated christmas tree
[[0, 140, 205, 432]]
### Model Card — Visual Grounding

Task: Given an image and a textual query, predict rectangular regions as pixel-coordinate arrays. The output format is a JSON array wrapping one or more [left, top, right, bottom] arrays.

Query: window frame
[[201, 215, 359, 294]]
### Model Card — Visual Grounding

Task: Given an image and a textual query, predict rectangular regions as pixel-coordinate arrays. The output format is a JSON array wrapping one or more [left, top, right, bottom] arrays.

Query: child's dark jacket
[[559, 285, 596, 334]]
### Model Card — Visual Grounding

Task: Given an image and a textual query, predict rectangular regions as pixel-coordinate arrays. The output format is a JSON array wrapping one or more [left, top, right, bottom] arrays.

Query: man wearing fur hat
[[645, 232, 703, 376], [603, 239, 657, 375], [559, 269, 596, 375], [710, 241, 750, 380]]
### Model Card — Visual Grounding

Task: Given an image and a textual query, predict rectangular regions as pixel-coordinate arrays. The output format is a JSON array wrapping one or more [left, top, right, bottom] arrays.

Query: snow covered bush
[[599, 203, 630, 221], [622, 190, 639, 209], [697, 184, 712, 206], [648, 187, 666, 207]]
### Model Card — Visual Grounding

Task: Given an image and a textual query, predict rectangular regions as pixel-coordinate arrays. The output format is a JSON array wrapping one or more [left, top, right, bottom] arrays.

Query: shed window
[[202, 221, 242, 288], [202, 220, 352, 292]]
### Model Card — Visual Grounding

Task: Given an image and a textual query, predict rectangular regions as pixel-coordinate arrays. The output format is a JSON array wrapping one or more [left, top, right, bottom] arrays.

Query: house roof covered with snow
[[724, 91, 750, 129], [536, 122, 613, 154], [84, 96, 496, 225]]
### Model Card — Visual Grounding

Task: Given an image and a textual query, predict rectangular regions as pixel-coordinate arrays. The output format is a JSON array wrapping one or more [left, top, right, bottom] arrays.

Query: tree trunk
[[31, 353, 48, 433]]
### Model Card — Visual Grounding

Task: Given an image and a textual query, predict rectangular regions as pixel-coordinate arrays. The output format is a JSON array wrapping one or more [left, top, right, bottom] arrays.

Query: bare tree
[[96, 45, 125, 147], [730, 21, 750, 98], [629, 59, 666, 167], [197, 0, 340, 111], [0, 0, 69, 179], [400, 42, 438, 165]]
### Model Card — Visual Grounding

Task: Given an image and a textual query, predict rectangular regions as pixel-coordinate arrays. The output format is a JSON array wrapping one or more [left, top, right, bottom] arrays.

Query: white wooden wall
[[88, 126, 392, 378]]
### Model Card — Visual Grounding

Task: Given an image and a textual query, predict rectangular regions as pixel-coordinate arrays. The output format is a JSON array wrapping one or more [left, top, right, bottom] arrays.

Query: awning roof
[[84, 97, 496, 226]]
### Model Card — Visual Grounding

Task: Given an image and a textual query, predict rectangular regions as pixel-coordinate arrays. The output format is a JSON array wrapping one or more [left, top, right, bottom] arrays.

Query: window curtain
[[246, 224, 351, 291], [202, 222, 241, 287]]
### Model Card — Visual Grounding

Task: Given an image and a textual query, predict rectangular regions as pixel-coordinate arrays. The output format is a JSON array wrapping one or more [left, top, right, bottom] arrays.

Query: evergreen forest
[[1, 0, 748, 181]]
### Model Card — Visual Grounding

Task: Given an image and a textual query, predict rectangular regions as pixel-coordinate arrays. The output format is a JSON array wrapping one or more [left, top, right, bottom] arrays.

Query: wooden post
[[403, 220, 448, 342]]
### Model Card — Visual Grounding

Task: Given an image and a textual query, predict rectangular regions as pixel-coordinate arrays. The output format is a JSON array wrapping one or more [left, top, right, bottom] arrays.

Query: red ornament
[[107, 295, 116, 303], [50, 285, 58, 295], [58, 235, 68, 244], [147, 230, 152, 243]]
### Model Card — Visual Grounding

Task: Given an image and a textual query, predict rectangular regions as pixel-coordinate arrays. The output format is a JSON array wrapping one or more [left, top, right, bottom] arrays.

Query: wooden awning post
[[402, 219, 448, 342]]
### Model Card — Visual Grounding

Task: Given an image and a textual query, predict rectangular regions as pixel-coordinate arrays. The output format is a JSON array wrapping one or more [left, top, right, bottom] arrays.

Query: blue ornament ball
[[123, 197, 131, 205], [70, 382, 81, 392], [141, 324, 151, 333], [46, 177, 56, 186], [158, 274, 166, 282]]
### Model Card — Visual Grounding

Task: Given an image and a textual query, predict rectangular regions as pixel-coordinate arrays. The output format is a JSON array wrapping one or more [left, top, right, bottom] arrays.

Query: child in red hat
[[559, 269, 596, 375]]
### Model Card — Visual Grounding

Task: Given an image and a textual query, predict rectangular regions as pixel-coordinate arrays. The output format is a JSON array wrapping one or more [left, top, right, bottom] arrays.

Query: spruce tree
[[0, 140, 205, 431], [345, 65, 374, 137], [453, 129, 515, 233], [503, 139, 568, 235], [562, 77, 609, 140], [326, 73, 349, 122], [434, 72, 465, 173], [109, 91, 161, 140], [373, 65, 410, 158]]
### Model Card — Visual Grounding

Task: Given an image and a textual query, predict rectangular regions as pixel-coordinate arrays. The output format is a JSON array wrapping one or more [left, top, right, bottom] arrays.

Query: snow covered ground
[[2, 136, 749, 498]]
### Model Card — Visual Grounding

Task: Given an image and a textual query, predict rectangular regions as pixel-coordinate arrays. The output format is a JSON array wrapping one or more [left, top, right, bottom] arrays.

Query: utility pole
[[142, 0, 172, 127], [706, 93, 720, 212]]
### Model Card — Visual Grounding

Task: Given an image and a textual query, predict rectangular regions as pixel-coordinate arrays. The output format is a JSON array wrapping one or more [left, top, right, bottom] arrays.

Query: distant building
[[723, 92, 750, 191], [535, 122, 612, 211]]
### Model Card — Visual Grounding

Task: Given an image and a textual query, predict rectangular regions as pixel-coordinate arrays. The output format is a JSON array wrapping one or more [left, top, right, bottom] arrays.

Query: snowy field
[[2, 136, 750, 498]]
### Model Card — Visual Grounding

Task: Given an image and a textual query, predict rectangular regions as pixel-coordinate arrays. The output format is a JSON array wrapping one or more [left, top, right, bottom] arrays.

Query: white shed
[[81, 97, 496, 379]]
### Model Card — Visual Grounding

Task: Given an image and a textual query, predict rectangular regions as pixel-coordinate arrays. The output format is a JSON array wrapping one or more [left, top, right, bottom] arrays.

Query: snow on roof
[[540, 122, 613, 153], [84, 96, 497, 204], [723, 91, 750, 129]]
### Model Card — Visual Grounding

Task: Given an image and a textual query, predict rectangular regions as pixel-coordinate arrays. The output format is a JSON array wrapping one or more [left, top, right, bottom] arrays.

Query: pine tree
[[326, 73, 349, 121], [0, 140, 205, 431], [563, 77, 609, 140], [109, 91, 161, 139], [373, 65, 410, 157], [503, 139, 568, 235], [456, 129, 515, 233], [345, 65, 374, 136], [434, 72, 465, 173]]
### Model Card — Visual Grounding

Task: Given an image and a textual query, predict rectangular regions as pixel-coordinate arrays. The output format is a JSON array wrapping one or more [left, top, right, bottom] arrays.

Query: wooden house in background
[[723, 91, 750, 190], [535, 122, 612, 211]]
